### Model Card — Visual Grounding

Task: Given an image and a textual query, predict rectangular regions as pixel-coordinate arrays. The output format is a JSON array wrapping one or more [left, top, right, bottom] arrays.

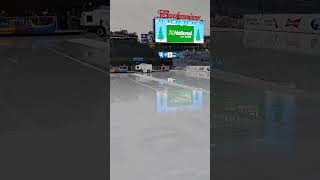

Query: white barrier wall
[[283, 14, 310, 33], [186, 66, 210, 72], [309, 15, 320, 33], [186, 71, 210, 80], [244, 14, 262, 30], [245, 14, 320, 34], [261, 14, 284, 32], [214, 16, 229, 27]]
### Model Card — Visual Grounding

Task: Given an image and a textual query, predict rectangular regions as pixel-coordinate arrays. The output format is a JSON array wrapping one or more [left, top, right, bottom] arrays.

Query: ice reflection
[[213, 85, 296, 150], [264, 91, 296, 147], [0, 39, 16, 47], [157, 88, 203, 113]]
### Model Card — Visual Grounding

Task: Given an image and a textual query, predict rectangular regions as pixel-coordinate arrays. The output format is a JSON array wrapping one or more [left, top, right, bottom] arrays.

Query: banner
[[213, 16, 229, 27], [229, 17, 244, 28], [167, 25, 194, 43], [309, 14, 320, 34], [244, 14, 262, 30], [283, 14, 309, 33], [186, 71, 210, 79], [186, 66, 210, 72], [141, 34, 149, 43], [261, 14, 284, 31]]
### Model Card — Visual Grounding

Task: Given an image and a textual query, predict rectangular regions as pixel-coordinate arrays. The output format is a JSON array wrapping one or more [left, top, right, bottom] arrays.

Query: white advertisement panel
[[244, 14, 262, 30], [186, 71, 210, 80], [229, 17, 244, 28], [243, 14, 320, 34], [283, 14, 310, 33], [186, 66, 210, 72], [308, 14, 320, 34], [213, 16, 229, 27], [261, 14, 284, 31]]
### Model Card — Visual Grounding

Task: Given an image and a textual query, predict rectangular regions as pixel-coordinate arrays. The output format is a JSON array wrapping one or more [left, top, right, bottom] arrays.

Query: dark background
[[2, 0, 109, 15], [211, 0, 320, 179], [212, 0, 320, 15]]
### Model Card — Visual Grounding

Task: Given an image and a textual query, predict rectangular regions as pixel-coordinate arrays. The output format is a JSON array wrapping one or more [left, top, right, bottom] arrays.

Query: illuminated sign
[[158, 51, 180, 59], [141, 34, 149, 43], [157, 10, 201, 21], [155, 18, 204, 43]]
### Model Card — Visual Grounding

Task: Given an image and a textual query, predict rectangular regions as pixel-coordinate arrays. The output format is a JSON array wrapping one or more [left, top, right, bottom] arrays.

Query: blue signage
[[158, 51, 181, 59], [163, 52, 168, 58], [158, 52, 164, 58], [133, 57, 144, 62], [141, 34, 149, 43]]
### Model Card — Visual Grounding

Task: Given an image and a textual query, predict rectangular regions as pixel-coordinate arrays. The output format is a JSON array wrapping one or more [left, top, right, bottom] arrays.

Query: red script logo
[[285, 18, 301, 28], [157, 10, 201, 21]]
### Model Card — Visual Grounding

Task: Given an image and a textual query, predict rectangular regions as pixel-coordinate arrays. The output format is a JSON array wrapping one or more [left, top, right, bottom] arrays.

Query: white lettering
[[169, 30, 193, 36]]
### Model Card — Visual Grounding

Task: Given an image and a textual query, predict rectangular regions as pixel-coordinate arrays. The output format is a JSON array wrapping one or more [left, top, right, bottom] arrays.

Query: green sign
[[167, 25, 194, 43]]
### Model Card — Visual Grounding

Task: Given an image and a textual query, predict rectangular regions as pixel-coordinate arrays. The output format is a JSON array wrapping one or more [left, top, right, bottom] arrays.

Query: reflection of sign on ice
[[167, 78, 175, 82], [264, 91, 296, 148], [157, 89, 203, 112]]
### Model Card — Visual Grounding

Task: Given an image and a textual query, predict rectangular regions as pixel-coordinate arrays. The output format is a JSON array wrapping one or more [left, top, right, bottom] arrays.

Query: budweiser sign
[[157, 10, 201, 21], [285, 18, 301, 28]]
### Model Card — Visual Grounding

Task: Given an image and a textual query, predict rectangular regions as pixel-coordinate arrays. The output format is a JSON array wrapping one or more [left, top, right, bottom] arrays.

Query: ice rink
[[0, 35, 210, 179], [213, 30, 320, 179], [0, 36, 108, 179], [110, 71, 210, 180]]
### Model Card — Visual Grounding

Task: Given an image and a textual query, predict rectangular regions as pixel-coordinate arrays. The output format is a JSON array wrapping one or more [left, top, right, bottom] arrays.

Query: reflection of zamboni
[[135, 63, 170, 73], [135, 63, 152, 73]]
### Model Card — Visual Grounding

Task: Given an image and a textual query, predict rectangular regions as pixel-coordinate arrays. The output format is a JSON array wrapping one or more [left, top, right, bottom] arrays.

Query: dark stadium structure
[[110, 38, 172, 68], [211, 0, 320, 15]]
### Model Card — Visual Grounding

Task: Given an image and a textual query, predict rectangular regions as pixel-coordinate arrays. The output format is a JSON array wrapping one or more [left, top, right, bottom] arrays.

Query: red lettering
[[157, 9, 201, 21], [285, 18, 301, 28]]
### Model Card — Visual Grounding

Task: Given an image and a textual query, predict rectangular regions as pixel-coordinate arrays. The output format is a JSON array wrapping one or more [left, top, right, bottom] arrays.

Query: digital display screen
[[154, 18, 204, 44]]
